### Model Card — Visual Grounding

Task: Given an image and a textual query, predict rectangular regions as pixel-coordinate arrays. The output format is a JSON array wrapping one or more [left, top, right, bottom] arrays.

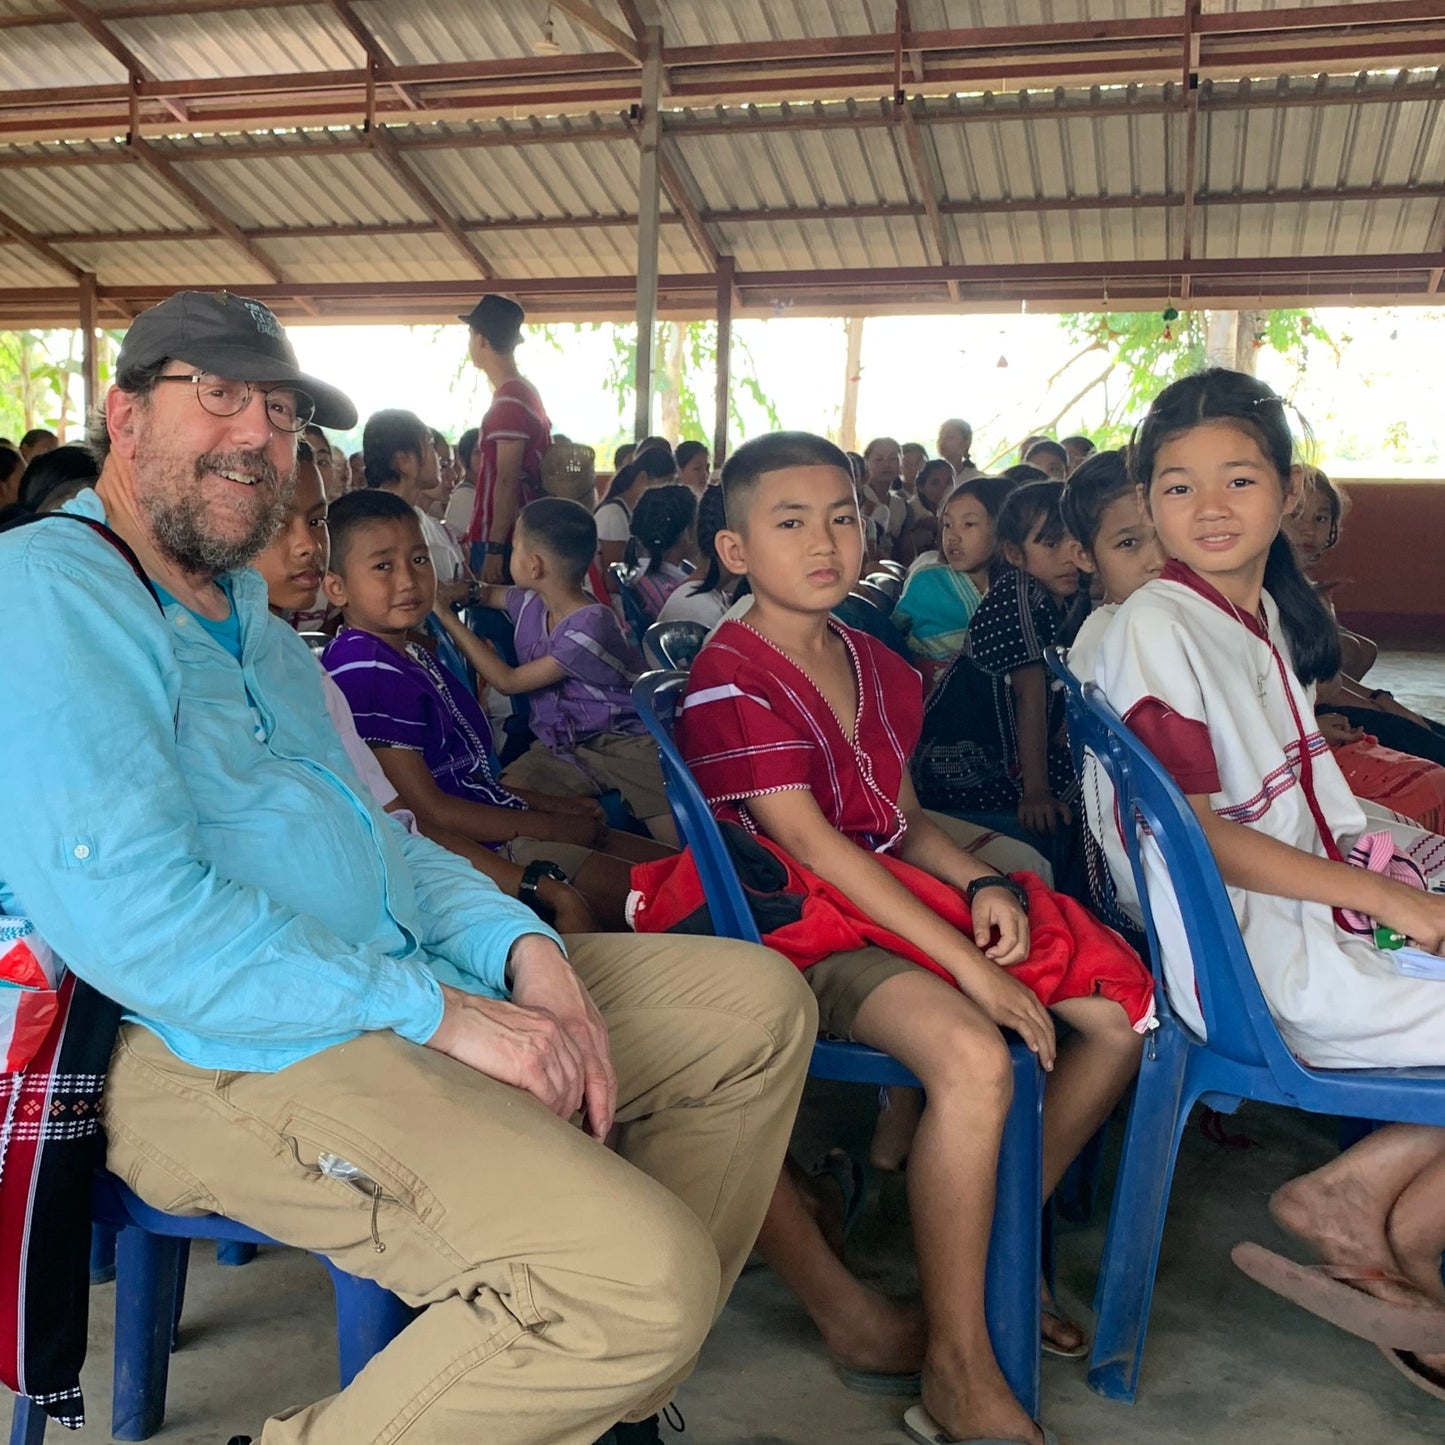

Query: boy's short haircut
[[901, 442, 928, 461], [517, 496, 597, 583], [720, 430, 853, 530], [1059, 449, 1130, 552], [1024, 439, 1069, 470], [1061, 434, 1095, 458], [1000, 462, 1048, 484], [327, 487, 420, 572]]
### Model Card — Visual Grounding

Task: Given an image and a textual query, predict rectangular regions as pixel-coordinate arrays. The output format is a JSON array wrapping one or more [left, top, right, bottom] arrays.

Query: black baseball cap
[[116, 290, 357, 430], [457, 293, 525, 347]]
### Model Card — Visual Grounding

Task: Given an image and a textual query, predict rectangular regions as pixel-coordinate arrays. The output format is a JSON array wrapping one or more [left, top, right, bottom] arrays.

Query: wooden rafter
[[367, 125, 494, 279], [0, 205, 85, 281], [51, 0, 190, 125], [894, 100, 958, 301], [549, 1, 641, 63], [1179, 0, 1202, 301], [321, 0, 419, 110]]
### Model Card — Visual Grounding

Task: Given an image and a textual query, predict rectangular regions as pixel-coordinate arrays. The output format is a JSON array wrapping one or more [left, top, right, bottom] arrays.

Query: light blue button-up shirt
[[0, 489, 561, 1072]]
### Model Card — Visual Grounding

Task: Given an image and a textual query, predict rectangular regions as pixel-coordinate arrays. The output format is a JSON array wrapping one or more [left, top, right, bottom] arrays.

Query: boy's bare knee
[[920, 1022, 1013, 1109]]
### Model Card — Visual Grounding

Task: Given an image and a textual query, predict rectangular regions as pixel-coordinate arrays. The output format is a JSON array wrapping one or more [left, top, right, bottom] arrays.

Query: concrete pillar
[[633, 26, 663, 441], [713, 255, 734, 465]]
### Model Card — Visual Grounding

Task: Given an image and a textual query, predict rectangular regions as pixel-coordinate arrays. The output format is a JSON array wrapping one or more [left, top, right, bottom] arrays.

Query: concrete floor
[[10, 647, 1444, 1445]]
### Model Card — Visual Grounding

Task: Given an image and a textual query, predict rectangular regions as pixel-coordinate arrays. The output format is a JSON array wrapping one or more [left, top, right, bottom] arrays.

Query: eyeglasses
[[156, 372, 315, 434]]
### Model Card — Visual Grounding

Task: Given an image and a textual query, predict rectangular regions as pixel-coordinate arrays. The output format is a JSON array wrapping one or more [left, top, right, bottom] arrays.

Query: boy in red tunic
[[679, 432, 1150, 1445]]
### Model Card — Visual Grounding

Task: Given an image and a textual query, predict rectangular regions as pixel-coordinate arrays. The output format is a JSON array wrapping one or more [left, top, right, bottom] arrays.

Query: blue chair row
[[1046, 647, 1445, 1403], [632, 669, 1044, 1416], [11, 1174, 413, 1444], [642, 619, 707, 672]]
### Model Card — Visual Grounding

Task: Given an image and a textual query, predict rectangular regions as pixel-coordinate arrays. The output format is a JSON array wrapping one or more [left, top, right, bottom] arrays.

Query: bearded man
[[0, 292, 814, 1445]]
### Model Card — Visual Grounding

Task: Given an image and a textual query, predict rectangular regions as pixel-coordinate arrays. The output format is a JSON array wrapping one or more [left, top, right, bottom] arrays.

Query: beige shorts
[[501, 732, 669, 823], [805, 946, 917, 1041], [504, 836, 593, 881]]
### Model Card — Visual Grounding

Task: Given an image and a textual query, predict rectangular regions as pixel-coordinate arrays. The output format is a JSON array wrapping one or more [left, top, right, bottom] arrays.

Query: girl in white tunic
[[1088, 369, 1445, 1070]]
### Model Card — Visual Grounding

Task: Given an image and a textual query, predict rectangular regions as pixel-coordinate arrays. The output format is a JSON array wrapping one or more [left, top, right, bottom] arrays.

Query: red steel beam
[[549, 1, 641, 63], [0, 205, 86, 280]]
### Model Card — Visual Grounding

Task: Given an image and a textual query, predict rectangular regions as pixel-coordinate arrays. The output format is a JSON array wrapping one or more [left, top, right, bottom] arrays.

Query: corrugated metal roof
[[256, 228, 469, 283], [0, 20, 125, 89], [0, 159, 204, 232], [174, 148, 428, 228], [109, 5, 361, 80], [479, 221, 704, 279], [352, 0, 615, 66], [0, 239, 69, 286], [57, 235, 272, 286]]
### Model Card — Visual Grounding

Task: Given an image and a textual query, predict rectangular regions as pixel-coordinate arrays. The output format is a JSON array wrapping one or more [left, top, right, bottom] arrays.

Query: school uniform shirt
[[505, 587, 647, 754], [631, 561, 690, 621], [418, 508, 467, 583], [466, 377, 551, 546], [968, 567, 1080, 803], [657, 579, 732, 630], [594, 496, 632, 546], [444, 481, 475, 537], [1089, 560, 1445, 1069], [893, 564, 983, 661], [681, 618, 919, 853], [322, 627, 525, 816]]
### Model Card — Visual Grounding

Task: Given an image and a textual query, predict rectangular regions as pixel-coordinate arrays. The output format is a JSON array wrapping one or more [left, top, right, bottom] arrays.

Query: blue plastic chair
[[631, 669, 1044, 1416], [642, 619, 707, 672], [608, 563, 651, 649], [1045, 648, 1445, 1403], [9, 1174, 414, 1444]]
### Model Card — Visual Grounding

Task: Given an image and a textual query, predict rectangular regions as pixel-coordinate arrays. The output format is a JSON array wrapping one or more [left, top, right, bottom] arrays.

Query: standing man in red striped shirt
[[461, 294, 553, 586]]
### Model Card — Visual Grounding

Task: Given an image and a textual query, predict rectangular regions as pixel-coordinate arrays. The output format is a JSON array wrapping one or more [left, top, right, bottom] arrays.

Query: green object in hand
[[1375, 924, 1406, 951]]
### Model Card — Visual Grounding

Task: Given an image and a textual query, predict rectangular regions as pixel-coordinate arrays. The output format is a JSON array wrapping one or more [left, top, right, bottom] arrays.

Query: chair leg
[[1087, 1024, 1194, 1404], [8, 1396, 47, 1445], [986, 1043, 1045, 1420], [171, 1241, 190, 1353], [323, 1266, 417, 1390], [111, 1227, 184, 1441], [89, 1221, 118, 1286], [215, 1241, 258, 1267]]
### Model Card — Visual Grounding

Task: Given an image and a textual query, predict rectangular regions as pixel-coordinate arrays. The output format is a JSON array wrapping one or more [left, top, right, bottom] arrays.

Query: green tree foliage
[[0, 328, 122, 442], [1047, 309, 1330, 454]]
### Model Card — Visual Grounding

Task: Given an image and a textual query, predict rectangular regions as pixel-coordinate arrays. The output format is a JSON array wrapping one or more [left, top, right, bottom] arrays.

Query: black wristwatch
[[965, 874, 1030, 915], [518, 859, 568, 924], [463, 580, 484, 607]]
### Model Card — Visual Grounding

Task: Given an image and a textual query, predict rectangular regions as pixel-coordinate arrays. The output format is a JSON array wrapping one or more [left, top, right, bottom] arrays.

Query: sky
[[283, 304, 1445, 480]]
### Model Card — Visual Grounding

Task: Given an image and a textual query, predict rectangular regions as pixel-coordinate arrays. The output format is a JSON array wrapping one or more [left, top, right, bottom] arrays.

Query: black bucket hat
[[116, 290, 357, 430]]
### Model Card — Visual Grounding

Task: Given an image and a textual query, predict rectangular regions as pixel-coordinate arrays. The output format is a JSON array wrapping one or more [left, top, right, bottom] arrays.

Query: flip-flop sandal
[[808, 1148, 866, 1245], [1378, 1344, 1445, 1402], [1232, 1243, 1445, 1351], [834, 1363, 922, 1396], [902, 1404, 1059, 1445], [1040, 1308, 1089, 1360]]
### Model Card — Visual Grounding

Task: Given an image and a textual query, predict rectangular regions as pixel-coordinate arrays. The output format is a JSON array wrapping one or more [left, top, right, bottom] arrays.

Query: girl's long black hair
[[686, 483, 727, 595], [630, 484, 697, 575], [1130, 368, 1340, 686], [996, 479, 1091, 645], [602, 445, 676, 503]]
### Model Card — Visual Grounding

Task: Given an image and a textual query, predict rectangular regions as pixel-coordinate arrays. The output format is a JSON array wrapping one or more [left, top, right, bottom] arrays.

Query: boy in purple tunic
[[321, 490, 667, 929], [434, 497, 678, 845]]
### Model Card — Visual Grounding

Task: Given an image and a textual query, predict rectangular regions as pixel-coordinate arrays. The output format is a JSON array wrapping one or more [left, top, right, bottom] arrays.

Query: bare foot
[[1269, 1168, 1395, 1273], [1041, 1307, 1086, 1355], [795, 1151, 854, 1261], [921, 1355, 1042, 1445], [821, 1293, 926, 1374]]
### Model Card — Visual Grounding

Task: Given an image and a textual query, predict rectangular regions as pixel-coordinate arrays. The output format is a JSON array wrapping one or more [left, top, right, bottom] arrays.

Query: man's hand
[[508, 935, 616, 1140], [425, 980, 588, 1122], [970, 886, 1030, 966], [481, 552, 508, 586]]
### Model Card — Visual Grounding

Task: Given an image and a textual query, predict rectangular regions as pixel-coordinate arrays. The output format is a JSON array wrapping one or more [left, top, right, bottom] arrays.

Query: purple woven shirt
[[322, 627, 525, 816], [505, 587, 646, 753]]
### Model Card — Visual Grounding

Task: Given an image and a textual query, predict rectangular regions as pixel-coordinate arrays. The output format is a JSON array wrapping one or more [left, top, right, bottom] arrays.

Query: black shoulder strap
[[0, 510, 165, 614]]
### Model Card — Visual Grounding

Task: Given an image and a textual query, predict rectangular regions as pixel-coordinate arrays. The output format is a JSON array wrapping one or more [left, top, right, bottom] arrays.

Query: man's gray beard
[[144, 451, 290, 579]]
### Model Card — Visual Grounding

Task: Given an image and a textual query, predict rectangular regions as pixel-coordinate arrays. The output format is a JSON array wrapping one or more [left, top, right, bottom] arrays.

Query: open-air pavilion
[[3, 5, 1445, 1443]]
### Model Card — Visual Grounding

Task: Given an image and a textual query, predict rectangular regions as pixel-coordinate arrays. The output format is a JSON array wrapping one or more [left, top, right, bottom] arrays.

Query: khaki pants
[[501, 733, 669, 826], [103, 934, 816, 1445]]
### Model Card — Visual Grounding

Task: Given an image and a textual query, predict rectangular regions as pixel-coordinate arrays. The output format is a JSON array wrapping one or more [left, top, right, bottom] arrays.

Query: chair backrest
[[873, 559, 907, 582], [1046, 647, 1305, 1080], [852, 579, 893, 613], [631, 670, 763, 944], [643, 619, 707, 671], [297, 630, 329, 659], [866, 571, 902, 602], [608, 562, 650, 648]]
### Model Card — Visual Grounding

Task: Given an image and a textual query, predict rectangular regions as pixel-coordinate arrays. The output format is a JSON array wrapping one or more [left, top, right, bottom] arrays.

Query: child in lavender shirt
[[435, 497, 679, 845]]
